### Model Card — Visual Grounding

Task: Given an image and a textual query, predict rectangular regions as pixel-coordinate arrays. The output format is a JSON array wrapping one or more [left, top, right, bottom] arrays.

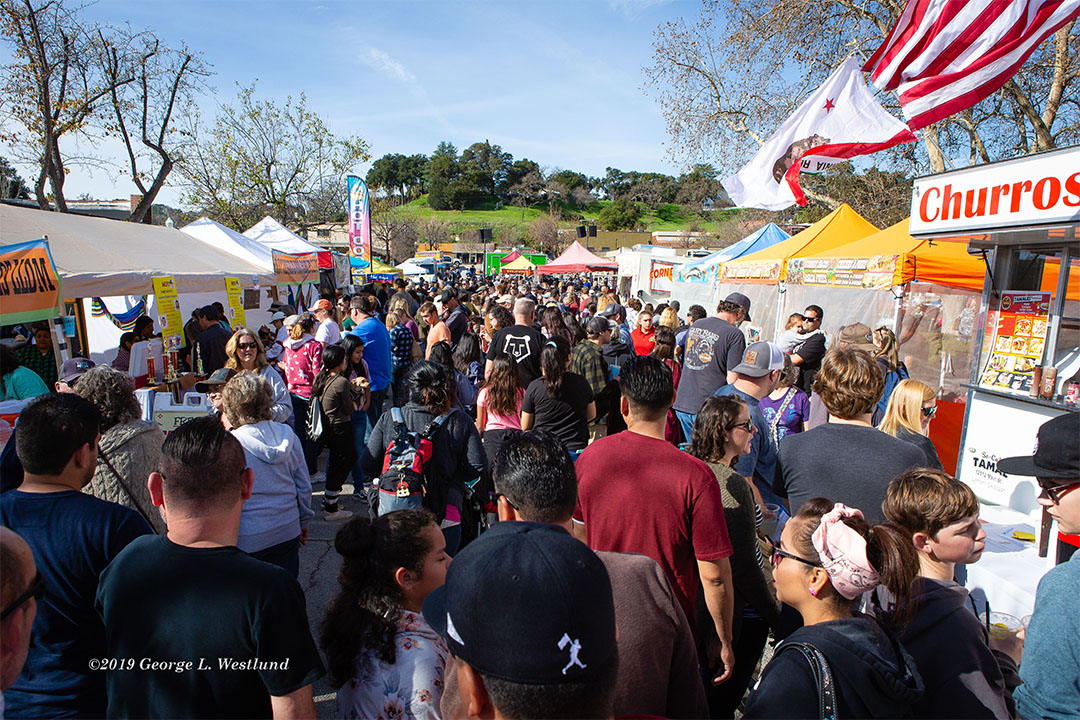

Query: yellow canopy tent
[[786, 218, 989, 292], [502, 254, 538, 275], [720, 204, 879, 284], [369, 257, 403, 276]]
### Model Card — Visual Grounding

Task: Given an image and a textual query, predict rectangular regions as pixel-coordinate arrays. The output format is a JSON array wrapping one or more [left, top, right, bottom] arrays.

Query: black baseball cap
[[598, 303, 623, 319], [422, 522, 616, 684], [439, 289, 457, 305], [724, 292, 752, 322], [997, 412, 1080, 481]]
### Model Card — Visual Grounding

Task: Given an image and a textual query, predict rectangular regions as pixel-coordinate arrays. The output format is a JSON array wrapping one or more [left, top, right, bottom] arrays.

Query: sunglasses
[[804, 316, 821, 322], [0, 572, 45, 620], [237, 342, 259, 351], [766, 538, 822, 569], [727, 420, 755, 433], [1038, 480, 1080, 505], [494, 492, 519, 511], [921, 406, 937, 418]]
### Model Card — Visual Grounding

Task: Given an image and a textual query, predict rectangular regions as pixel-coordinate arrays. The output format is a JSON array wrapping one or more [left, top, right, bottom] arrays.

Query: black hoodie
[[899, 577, 1018, 719], [743, 616, 923, 719]]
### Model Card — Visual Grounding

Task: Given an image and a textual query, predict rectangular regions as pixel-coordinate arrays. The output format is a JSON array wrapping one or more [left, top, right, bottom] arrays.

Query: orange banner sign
[[0, 239, 63, 324]]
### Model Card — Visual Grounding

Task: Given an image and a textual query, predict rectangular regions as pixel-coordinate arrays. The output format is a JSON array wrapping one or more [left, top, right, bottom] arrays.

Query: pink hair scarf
[[811, 503, 880, 600]]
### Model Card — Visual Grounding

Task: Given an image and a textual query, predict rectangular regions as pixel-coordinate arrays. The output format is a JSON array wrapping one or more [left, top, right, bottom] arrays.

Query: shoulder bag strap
[[777, 641, 837, 720], [96, 444, 159, 530], [769, 386, 798, 447]]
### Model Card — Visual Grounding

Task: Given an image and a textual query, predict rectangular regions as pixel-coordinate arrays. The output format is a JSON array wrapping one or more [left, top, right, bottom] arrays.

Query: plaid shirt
[[16, 344, 57, 387], [389, 323, 414, 373], [570, 339, 609, 397]]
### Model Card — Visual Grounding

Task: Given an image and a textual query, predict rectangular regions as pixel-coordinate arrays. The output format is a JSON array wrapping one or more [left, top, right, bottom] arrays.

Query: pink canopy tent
[[499, 249, 522, 264], [542, 241, 617, 274]]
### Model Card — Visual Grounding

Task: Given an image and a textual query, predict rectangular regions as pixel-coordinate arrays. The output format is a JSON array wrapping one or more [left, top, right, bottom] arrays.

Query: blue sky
[[5, 0, 698, 207]]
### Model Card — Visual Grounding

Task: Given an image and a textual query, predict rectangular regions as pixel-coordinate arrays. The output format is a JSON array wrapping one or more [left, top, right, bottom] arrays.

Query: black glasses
[[727, 420, 755, 433], [804, 315, 821, 322], [494, 492, 519, 510], [0, 572, 45, 620], [766, 538, 822, 569], [1038, 480, 1080, 505], [921, 406, 937, 418], [237, 342, 258, 351]]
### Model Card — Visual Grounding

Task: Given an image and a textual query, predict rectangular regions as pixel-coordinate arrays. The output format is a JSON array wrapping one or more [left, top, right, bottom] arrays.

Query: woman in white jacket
[[222, 371, 313, 578], [225, 328, 294, 427]]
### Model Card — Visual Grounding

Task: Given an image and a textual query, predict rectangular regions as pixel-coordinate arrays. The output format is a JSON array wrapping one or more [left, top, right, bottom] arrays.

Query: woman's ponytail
[[541, 336, 570, 397], [866, 523, 921, 627]]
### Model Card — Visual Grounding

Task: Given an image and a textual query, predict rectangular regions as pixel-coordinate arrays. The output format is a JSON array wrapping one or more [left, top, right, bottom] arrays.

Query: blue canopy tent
[[672, 223, 790, 306]]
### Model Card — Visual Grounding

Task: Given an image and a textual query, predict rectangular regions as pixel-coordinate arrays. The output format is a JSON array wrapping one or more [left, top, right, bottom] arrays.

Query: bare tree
[[644, 0, 1079, 194], [508, 169, 545, 219], [370, 197, 417, 264], [98, 30, 208, 222], [528, 214, 562, 257], [1, 0, 134, 210]]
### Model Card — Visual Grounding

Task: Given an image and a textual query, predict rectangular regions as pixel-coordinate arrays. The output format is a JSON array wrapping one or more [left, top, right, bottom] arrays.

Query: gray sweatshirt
[[231, 420, 313, 553]]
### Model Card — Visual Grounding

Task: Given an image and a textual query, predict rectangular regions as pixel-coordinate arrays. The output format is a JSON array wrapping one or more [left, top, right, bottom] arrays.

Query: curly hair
[[224, 328, 269, 372], [812, 347, 884, 420], [73, 366, 141, 432], [320, 510, 437, 688], [689, 395, 746, 465], [221, 371, 273, 428], [485, 305, 513, 336]]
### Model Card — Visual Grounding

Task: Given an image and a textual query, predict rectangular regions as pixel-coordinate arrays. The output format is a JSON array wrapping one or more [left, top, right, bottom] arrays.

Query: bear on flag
[[722, 56, 917, 211]]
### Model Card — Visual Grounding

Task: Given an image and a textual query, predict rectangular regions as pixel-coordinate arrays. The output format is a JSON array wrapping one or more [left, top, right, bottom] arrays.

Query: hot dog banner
[[979, 291, 1051, 396], [0, 239, 63, 324]]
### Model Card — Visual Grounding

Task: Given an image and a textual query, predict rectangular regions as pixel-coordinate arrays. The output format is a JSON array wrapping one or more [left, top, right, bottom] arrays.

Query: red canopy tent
[[499, 249, 522, 264], [541, 241, 616, 274]]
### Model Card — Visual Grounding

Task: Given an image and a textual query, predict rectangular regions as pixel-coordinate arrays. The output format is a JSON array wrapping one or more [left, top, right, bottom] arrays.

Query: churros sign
[[909, 146, 1080, 235], [0, 239, 63, 324]]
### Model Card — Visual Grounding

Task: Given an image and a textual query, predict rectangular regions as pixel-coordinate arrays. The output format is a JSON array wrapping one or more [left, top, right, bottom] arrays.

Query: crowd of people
[[0, 269, 1078, 720]]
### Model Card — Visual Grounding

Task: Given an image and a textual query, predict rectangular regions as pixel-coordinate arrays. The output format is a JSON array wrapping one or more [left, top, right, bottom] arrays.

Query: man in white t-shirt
[[267, 312, 288, 361], [309, 299, 342, 346]]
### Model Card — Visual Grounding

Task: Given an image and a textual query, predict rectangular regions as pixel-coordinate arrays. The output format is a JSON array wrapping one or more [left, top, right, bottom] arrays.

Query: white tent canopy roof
[[0, 204, 274, 297], [396, 260, 429, 275], [180, 217, 274, 271], [242, 216, 326, 257]]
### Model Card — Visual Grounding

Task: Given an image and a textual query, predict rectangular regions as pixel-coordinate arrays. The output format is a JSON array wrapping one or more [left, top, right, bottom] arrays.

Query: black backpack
[[374, 407, 451, 517]]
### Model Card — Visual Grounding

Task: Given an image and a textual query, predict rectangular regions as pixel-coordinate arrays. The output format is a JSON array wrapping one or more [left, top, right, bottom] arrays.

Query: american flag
[[864, 0, 1080, 130]]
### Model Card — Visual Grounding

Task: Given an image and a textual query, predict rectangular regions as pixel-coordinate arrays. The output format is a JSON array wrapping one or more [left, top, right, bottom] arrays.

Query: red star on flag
[[823, 98, 835, 112]]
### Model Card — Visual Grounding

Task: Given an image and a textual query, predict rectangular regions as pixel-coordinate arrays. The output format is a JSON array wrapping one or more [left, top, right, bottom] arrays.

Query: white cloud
[[607, 0, 676, 19], [359, 47, 418, 88]]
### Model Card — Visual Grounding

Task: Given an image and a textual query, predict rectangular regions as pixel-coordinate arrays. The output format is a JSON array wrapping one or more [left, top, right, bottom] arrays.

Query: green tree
[[175, 82, 370, 230], [425, 141, 459, 211], [505, 158, 539, 193], [0, 155, 30, 198], [598, 198, 642, 230], [548, 169, 589, 192], [460, 140, 512, 196], [366, 152, 428, 201]]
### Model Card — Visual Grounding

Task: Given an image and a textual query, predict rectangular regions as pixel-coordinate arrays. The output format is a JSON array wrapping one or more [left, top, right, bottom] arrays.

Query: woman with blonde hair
[[873, 326, 909, 424], [658, 307, 680, 330], [878, 378, 942, 470], [224, 328, 292, 426]]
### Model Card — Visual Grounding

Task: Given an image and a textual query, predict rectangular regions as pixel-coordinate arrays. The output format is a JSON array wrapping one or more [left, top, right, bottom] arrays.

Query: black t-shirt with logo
[[487, 324, 545, 386], [793, 331, 827, 394], [673, 317, 746, 415]]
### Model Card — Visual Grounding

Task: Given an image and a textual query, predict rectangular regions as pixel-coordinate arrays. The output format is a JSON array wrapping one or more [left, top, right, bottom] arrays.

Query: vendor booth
[[908, 145, 1080, 618], [672, 223, 790, 309], [717, 204, 879, 340], [485, 250, 547, 276], [1, 204, 275, 369], [540, 241, 617, 275], [616, 245, 691, 307], [501, 254, 540, 275]]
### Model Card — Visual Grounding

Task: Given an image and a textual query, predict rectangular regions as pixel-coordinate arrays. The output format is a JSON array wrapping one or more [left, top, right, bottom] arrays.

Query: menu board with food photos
[[979, 291, 1051, 395]]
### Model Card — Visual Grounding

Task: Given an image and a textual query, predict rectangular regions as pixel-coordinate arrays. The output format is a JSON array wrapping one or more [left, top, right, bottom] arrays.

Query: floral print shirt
[[338, 610, 449, 720]]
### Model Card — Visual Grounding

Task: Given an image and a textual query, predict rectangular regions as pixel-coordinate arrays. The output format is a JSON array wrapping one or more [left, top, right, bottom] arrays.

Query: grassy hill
[[392, 195, 731, 238]]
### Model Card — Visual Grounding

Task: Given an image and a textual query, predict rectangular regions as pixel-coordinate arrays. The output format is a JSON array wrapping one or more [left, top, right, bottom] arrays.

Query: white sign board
[[909, 146, 1080, 235], [958, 392, 1065, 512], [649, 260, 675, 294]]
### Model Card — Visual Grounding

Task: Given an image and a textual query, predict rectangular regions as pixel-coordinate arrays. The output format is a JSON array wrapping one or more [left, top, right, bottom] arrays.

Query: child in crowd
[[775, 313, 812, 353], [883, 468, 1019, 718]]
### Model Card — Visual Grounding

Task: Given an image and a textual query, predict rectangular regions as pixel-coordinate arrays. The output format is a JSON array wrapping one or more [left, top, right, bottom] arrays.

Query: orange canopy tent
[[786, 218, 989, 292], [720, 204, 879, 284]]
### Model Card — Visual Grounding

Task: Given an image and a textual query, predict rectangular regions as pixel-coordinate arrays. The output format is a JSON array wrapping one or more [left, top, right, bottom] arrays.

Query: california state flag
[[723, 56, 917, 211]]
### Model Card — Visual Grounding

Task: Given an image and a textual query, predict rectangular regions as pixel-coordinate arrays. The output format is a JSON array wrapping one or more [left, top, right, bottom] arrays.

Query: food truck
[[908, 145, 1079, 617]]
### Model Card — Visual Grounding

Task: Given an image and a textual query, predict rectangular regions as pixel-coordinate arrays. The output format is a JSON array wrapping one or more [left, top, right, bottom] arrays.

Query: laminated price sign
[[224, 277, 247, 331], [153, 276, 184, 352], [979, 291, 1051, 396]]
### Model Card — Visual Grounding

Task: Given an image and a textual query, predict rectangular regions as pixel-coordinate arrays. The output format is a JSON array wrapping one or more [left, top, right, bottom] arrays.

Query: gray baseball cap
[[731, 341, 784, 378]]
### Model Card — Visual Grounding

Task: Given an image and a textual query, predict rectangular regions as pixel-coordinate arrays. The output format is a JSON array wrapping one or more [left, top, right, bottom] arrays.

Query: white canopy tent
[[242, 216, 329, 265], [396, 260, 430, 276], [180, 217, 275, 271]]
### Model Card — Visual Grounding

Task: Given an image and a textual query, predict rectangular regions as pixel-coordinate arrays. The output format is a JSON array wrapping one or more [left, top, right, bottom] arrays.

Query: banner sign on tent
[[786, 255, 899, 290], [224, 278, 247, 331], [721, 260, 783, 283], [272, 251, 319, 287], [649, 261, 675, 293], [152, 276, 184, 352], [346, 175, 371, 271], [0, 239, 63, 324]]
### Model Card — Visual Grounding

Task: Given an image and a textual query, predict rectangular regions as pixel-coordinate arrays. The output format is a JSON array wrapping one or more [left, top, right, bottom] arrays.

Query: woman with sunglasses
[[878, 379, 942, 470], [743, 498, 923, 718], [688, 395, 778, 718], [225, 328, 293, 427]]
